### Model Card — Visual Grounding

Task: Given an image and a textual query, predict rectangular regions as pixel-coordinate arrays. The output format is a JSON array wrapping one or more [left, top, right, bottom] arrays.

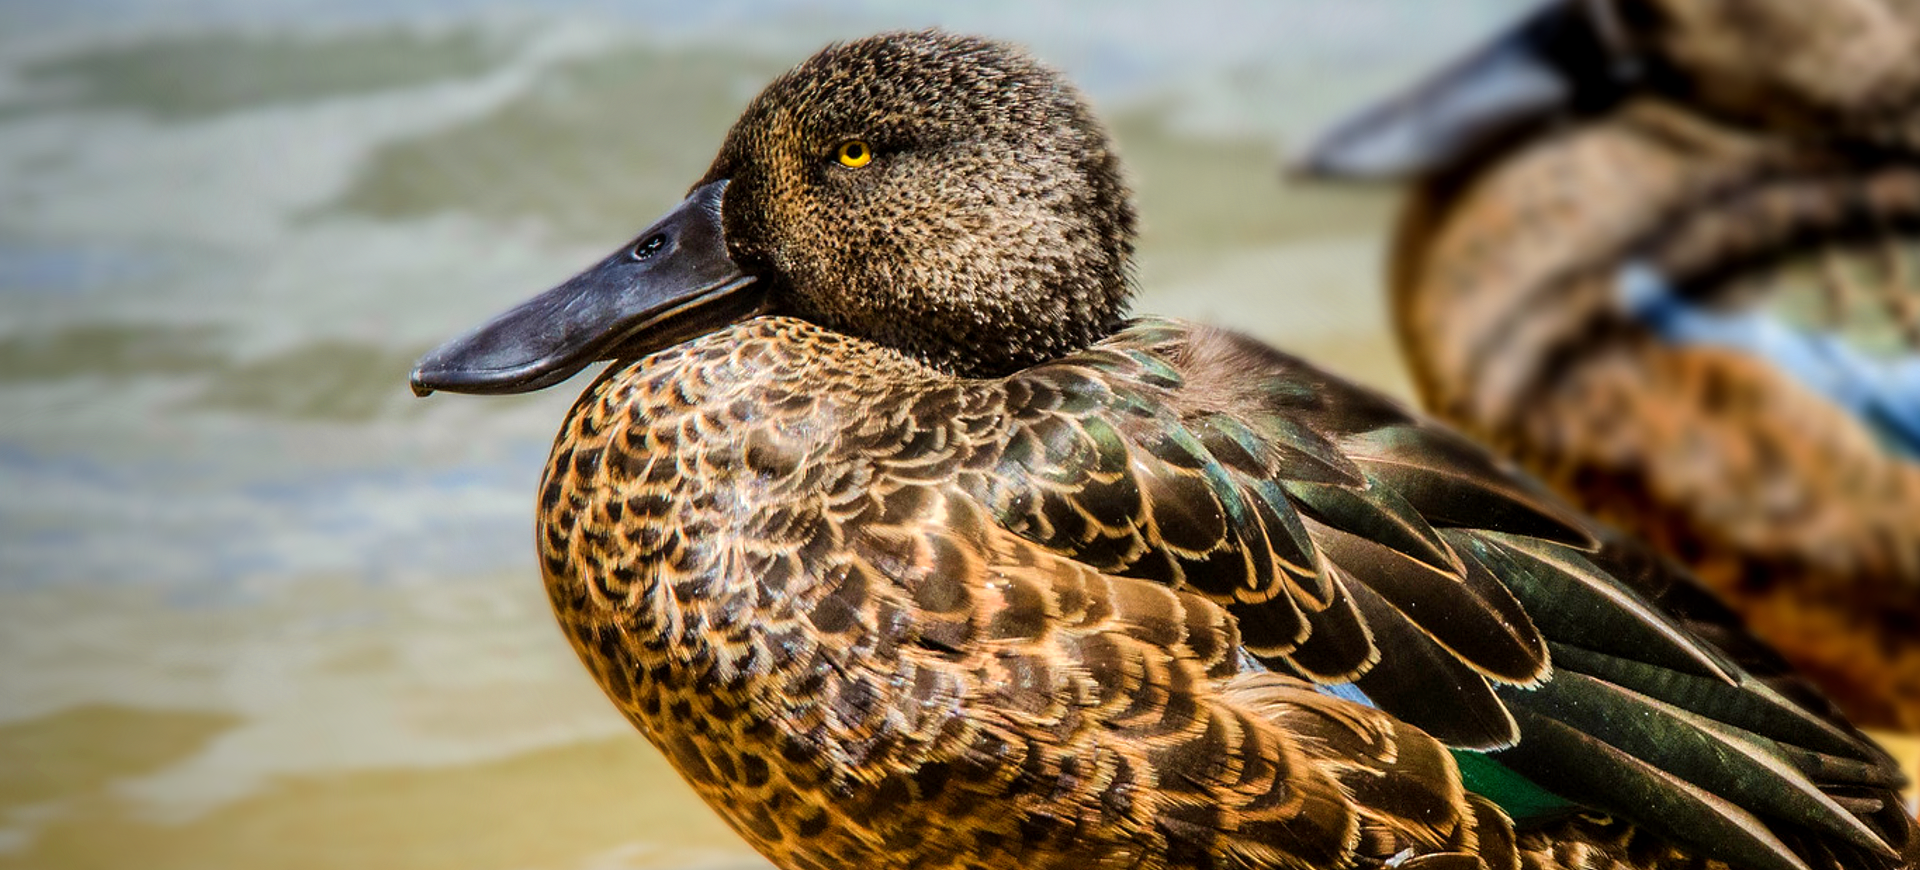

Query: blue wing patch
[[1618, 261, 1920, 458]]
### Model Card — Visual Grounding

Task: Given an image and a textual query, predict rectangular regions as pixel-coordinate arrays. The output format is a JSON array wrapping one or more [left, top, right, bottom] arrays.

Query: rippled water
[[0, 2, 1533, 867]]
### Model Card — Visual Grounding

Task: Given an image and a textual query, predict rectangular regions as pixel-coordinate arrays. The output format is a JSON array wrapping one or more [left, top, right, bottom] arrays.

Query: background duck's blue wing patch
[[1620, 260, 1920, 458]]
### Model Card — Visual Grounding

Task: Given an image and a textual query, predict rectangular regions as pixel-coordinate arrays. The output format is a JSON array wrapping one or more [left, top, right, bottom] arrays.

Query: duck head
[[1297, 0, 1920, 180], [411, 31, 1135, 395]]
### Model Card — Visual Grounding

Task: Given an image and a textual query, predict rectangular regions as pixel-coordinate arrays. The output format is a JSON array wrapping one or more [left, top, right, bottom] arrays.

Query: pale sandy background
[[2, 2, 1909, 868]]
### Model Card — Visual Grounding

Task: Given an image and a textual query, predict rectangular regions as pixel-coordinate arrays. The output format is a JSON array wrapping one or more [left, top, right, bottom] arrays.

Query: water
[[0, 2, 1533, 867]]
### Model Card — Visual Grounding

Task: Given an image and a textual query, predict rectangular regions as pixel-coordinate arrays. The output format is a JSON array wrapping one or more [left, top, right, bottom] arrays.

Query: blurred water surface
[[0, 2, 1530, 867]]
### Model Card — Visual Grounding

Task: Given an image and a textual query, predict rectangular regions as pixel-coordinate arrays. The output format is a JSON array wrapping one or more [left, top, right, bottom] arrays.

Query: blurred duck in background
[[1301, 0, 1920, 735]]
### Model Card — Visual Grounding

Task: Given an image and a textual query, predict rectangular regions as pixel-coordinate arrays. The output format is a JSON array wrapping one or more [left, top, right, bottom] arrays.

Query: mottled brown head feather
[[698, 30, 1137, 378], [1625, 0, 1920, 138]]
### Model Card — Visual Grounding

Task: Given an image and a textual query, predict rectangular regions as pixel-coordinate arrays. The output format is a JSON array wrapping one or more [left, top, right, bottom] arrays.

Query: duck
[[1297, 0, 1920, 733], [410, 30, 1918, 870]]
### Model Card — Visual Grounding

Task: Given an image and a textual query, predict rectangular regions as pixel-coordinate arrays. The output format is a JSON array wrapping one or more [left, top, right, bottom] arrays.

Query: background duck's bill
[[1296, 0, 1637, 180], [409, 180, 756, 396]]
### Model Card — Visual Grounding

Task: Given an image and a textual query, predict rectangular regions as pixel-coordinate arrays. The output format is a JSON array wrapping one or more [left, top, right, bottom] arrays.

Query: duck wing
[[937, 318, 1914, 870], [837, 486, 1504, 869]]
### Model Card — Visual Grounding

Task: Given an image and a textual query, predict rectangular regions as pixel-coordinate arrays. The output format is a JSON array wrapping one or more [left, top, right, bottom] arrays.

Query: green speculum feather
[[1452, 749, 1577, 821]]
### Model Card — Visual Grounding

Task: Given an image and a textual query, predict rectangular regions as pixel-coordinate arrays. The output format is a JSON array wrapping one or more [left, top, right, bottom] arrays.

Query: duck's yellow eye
[[836, 140, 872, 168]]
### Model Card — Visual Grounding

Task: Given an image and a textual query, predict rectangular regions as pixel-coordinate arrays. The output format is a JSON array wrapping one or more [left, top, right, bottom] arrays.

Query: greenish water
[[14, 30, 510, 121], [0, 4, 1531, 868]]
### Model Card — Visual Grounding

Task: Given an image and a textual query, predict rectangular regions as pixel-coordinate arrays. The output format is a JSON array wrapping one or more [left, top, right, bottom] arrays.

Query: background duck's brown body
[[1389, 95, 1920, 732]]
